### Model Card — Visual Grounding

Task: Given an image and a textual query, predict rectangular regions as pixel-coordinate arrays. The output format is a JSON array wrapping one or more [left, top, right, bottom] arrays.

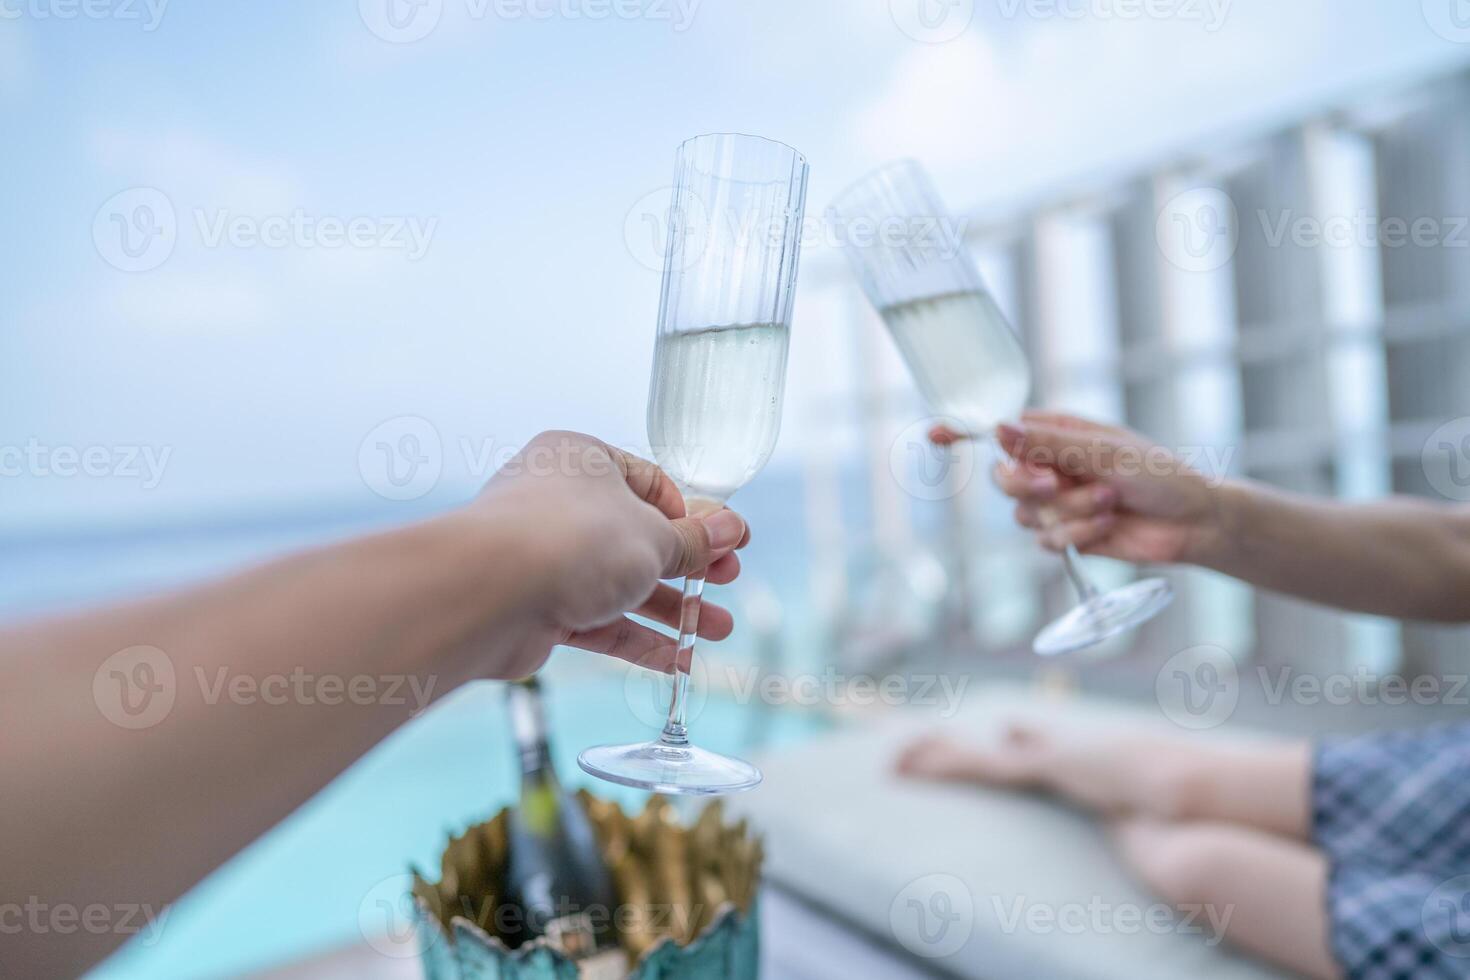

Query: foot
[[895, 724, 1052, 790], [896, 722, 1198, 817]]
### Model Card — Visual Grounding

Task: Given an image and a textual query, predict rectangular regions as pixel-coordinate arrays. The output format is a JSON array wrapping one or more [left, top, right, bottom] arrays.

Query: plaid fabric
[[1314, 725, 1470, 978]]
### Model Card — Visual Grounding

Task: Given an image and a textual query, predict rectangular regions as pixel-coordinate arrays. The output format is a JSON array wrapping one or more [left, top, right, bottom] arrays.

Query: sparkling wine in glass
[[579, 133, 809, 794], [832, 160, 1172, 656]]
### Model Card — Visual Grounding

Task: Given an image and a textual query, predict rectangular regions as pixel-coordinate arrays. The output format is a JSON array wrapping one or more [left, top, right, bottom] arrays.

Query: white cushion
[[728, 684, 1290, 980]]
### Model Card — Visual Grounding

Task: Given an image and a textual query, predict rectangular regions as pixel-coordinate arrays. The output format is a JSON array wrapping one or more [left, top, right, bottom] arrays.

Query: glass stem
[[986, 430, 1100, 603], [1037, 506, 1100, 603], [660, 571, 706, 747]]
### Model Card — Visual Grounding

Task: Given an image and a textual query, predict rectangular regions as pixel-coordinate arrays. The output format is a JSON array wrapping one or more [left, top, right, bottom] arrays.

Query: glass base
[[578, 740, 763, 796], [1032, 577, 1174, 657]]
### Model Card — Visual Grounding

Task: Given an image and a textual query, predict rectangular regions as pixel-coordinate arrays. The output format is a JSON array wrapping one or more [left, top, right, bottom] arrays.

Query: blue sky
[[2, 0, 1465, 529]]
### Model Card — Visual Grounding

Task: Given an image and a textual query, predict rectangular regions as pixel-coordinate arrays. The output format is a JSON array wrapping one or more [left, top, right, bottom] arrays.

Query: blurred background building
[[802, 67, 1470, 728]]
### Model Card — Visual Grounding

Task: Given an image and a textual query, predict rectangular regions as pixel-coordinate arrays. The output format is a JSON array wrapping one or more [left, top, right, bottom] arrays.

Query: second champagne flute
[[579, 133, 809, 794], [831, 160, 1173, 657]]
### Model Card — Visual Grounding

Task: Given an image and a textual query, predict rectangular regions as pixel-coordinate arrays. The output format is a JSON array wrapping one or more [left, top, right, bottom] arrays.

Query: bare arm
[[971, 412, 1470, 623], [1202, 480, 1470, 622], [0, 431, 748, 977]]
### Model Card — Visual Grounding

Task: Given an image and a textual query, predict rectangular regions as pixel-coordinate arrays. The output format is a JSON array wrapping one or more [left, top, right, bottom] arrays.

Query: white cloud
[[849, 0, 1365, 213]]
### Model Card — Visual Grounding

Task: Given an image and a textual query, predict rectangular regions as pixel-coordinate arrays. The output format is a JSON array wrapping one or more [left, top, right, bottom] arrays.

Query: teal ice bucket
[[411, 795, 762, 979]]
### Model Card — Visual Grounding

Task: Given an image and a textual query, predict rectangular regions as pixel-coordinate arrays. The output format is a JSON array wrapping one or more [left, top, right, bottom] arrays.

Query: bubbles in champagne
[[647, 322, 789, 502], [879, 290, 1031, 437]]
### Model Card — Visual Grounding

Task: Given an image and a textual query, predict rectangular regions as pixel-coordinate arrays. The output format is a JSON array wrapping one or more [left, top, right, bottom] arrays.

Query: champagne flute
[[831, 160, 1172, 656], [579, 133, 809, 794]]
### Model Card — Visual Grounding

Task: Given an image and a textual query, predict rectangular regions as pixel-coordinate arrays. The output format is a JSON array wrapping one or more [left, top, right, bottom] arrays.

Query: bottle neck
[[507, 679, 557, 781]]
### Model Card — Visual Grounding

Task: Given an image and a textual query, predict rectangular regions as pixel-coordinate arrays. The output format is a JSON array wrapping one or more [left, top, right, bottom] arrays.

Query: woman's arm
[[0, 431, 748, 977], [977, 412, 1470, 622], [1202, 479, 1470, 622]]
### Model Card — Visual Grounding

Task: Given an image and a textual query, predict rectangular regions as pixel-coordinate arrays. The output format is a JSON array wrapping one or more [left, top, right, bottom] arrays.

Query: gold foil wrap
[[413, 794, 762, 965]]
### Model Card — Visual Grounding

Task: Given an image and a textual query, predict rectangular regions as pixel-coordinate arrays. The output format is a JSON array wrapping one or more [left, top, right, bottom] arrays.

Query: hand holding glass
[[579, 133, 809, 794], [831, 161, 1172, 656]]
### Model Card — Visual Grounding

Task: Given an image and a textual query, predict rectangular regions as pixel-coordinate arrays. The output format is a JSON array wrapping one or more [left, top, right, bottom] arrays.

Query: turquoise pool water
[[89, 662, 825, 979]]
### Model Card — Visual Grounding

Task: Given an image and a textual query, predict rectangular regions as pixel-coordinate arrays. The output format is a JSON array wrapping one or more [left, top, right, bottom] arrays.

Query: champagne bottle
[[503, 677, 620, 962]]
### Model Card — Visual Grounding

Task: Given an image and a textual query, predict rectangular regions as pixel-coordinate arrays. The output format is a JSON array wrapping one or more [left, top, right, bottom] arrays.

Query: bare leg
[[896, 723, 1313, 839], [1112, 817, 1339, 980]]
